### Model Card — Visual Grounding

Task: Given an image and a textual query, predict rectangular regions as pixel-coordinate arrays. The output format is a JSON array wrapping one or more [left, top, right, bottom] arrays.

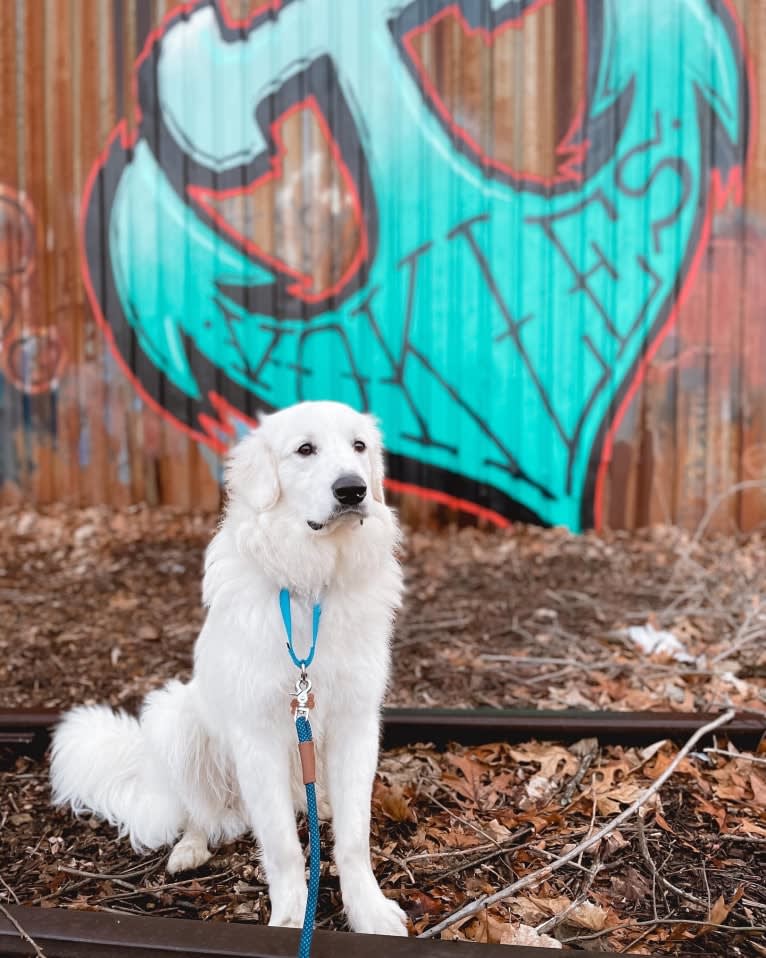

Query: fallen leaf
[[602, 828, 630, 857], [401, 890, 443, 919], [376, 784, 415, 822], [515, 894, 572, 922], [610, 866, 652, 904], [499, 923, 562, 948], [484, 818, 513, 842], [696, 887, 745, 937], [750, 772, 766, 806], [524, 773, 558, 806], [596, 796, 621, 816], [9, 813, 33, 826], [708, 895, 732, 925], [444, 753, 486, 804], [739, 819, 766, 837], [695, 795, 727, 830], [569, 900, 610, 931]]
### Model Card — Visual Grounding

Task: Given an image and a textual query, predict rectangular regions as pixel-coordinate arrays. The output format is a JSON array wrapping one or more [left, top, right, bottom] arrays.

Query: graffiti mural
[[81, 0, 751, 530], [0, 187, 64, 396]]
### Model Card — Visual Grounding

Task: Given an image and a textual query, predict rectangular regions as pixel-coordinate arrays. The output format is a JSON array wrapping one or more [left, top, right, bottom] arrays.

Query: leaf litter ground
[[1, 507, 765, 955]]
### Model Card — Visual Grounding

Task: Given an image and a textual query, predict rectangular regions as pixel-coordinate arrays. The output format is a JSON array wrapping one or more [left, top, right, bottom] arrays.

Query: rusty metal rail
[[382, 707, 765, 749], [1, 707, 764, 766], [0, 904, 641, 958]]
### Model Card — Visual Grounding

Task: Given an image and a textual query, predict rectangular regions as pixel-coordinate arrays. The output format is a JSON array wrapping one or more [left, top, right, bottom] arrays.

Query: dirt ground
[[1, 506, 765, 955], [2, 506, 765, 714]]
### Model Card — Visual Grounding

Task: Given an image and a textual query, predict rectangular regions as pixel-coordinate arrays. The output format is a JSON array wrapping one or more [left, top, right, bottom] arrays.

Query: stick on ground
[[0, 902, 47, 957]]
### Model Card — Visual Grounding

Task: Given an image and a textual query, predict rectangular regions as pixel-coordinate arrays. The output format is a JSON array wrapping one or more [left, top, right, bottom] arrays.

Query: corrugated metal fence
[[0, 0, 764, 532]]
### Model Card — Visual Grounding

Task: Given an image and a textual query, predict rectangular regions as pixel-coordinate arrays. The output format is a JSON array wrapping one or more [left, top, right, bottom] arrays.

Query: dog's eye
[[296, 443, 316, 457], [353, 440, 366, 453]]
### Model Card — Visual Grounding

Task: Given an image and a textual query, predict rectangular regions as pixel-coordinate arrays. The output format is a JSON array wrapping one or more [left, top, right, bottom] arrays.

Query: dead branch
[[690, 480, 766, 547], [0, 875, 19, 905], [57, 867, 136, 892], [704, 747, 766, 767], [430, 827, 534, 883], [418, 708, 736, 940], [559, 739, 599, 807], [0, 903, 46, 957]]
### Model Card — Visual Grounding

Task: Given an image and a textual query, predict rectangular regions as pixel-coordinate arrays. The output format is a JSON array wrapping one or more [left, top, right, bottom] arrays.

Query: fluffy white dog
[[50, 401, 408, 936]]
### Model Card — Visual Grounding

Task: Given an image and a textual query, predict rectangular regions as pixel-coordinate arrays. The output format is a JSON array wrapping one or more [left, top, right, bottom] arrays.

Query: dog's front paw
[[167, 837, 212, 874], [348, 893, 409, 936], [268, 884, 308, 928]]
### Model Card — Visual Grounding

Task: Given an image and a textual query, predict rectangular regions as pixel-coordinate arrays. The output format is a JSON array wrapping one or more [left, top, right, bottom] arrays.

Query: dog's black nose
[[332, 474, 367, 506]]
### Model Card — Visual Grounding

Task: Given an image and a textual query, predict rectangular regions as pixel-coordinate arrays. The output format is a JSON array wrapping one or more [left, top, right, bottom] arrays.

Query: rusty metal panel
[[0, 903, 631, 958], [0, 0, 763, 532]]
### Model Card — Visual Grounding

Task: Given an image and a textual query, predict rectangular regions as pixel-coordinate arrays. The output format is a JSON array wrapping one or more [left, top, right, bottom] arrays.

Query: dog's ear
[[365, 414, 386, 503], [225, 429, 280, 512]]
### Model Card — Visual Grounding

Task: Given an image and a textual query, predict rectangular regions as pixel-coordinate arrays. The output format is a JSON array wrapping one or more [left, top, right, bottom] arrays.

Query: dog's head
[[225, 401, 386, 534]]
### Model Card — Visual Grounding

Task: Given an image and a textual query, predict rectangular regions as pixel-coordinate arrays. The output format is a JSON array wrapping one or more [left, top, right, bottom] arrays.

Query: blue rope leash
[[296, 715, 320, 958], [279, 590, 322, 958]]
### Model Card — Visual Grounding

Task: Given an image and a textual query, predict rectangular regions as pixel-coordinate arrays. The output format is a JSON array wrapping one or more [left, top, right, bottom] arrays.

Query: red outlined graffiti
[[80, 6, 378, 452], [188, 96, 369, 305], [398, 0, 589, 188], [130, 0, 288, 133]]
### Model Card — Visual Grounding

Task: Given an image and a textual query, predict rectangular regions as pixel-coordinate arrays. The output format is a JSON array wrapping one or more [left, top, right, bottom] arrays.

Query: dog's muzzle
[[307, 504, 367, 531], [308, 475, 369, 531]]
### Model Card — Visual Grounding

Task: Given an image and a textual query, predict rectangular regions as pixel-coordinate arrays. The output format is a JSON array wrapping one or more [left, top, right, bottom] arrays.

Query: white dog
[[50, 401, 408, 936]]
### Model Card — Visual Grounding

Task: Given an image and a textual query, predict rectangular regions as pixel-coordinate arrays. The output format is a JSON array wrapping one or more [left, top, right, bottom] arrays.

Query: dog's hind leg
[[167, 823, 212, 874], [142, 680, 232, 836]]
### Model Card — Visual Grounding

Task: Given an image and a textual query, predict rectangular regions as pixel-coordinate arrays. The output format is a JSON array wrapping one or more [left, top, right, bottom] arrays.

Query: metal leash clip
[[291, 673, 314, 720]]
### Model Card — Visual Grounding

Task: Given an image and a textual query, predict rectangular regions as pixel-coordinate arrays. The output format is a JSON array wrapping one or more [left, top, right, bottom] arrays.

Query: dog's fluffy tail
[[50, 704, 184, 851]]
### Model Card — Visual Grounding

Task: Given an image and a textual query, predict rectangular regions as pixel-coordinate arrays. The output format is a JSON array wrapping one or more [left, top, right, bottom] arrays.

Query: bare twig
[[0, 903, 46, 957], [57, 867, 135, 892], [690, 480, 766, 547], [404, 845, 496, 863], [527, 846, 602, 878], [561, 741, 598, 806], [56, 861, 162, 883], [710, 602, 766, 664], [705, 747, 766, 767], [430, 827, 533, 883], [0, 875, 19, 905], [56, 866, 231, 902], [637, 815, 708, 911], [418, 709, 736, 939], [577, 777, 599, 869], [373, 850, 415, 884], [619, 924, 658, 953], [127, 872, 231, 896], [479, 654, 601, 667]]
